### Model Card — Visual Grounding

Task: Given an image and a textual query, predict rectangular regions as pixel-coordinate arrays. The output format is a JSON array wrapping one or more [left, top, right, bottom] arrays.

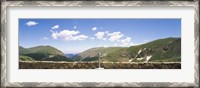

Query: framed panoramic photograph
[[18, 18, 181, 69], [1, 0, 199, 88]]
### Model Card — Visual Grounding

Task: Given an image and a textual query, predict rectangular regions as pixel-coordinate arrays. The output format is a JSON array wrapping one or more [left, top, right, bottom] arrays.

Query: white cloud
[[94, 31, 134, 47], [50, 30, 58, 39], [120, 37, 131, 46], [43, 37, 48, 40], [90, 37, 95, 40], [69, 35, 88, 41], [50, 30, 88, 41], [130, 42, 134, 46], [52, 25, 59, 29], [26, 21, 38, 26], [107, 32, 124, 42], [74, 26, 77, 29], [95, 32, 105, 40], [102, 38, 107, 41], [41, 37, 48, 40], [92, 27, 97, 31], [114, 43, 118, 46]]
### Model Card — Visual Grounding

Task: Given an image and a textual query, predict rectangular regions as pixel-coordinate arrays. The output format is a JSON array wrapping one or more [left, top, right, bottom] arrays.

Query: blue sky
[[19, 19, 181, 53]]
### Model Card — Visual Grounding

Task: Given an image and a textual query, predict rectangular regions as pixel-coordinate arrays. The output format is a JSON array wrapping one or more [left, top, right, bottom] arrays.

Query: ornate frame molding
[[1, 1, 199, 87]]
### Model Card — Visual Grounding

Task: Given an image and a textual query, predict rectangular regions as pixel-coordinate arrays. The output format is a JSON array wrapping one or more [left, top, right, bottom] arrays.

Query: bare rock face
[[133, 48, 153, 62]]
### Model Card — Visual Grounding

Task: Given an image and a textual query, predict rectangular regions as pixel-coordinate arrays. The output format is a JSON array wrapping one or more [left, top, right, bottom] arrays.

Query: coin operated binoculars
[[96, 53, 104, 69]]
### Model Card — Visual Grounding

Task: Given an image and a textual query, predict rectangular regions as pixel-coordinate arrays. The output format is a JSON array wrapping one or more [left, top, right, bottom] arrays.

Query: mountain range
[[19, 37, 181, 62], [64, 54, 77, 59], [19, 45, 72, 61]]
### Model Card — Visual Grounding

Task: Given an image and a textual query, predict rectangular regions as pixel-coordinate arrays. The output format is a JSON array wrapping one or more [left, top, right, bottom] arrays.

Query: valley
[[19, 37, 181, 63]]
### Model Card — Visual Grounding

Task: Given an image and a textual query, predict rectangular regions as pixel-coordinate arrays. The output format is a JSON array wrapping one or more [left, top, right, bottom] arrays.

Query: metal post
[[98, 53, 101, 68]]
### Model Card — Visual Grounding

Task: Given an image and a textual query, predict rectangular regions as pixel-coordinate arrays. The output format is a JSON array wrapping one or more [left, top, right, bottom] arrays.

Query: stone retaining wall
[[19, 61, 181, 69]]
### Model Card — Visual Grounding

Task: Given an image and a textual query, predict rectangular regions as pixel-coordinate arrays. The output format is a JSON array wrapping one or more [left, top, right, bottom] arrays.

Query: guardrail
[[19, 61, 181, 69]]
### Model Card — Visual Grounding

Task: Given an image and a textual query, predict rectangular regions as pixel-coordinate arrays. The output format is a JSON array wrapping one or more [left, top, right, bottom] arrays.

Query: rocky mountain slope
[[73, 37, 181, 62]]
